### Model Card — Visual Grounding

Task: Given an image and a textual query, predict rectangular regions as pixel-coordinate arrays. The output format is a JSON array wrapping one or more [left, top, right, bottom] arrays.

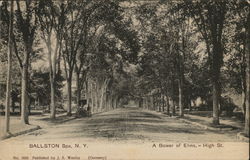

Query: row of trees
[[1, 0, 139, 135], [130, 0, 249, 136]]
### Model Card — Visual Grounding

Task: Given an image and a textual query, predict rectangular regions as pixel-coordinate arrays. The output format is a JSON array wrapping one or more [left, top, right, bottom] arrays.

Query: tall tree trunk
[[152, 96, 155, 110], [95, 82, 99, 112], [241, 85, 246, 116], [106, 95, 110, 111], [142, 98, 145, 109], [241, 52, 246, 116], [90, 82, 94, 113], [178, 78, 184, 117], [178, 52, 184, 117], [111, 93, 114, 110], [170, 98, 175, 116], [154, 95, 157, 111], [170, 76, 175, 116], [144, 97, 146, 109], [49, 57, 56, 118], [85, 79, 92, 114], [212, 66, 220, 125], [210, 3, 226, 125], [21, 52, 29, 124], [86, 80, 89, 107], [188, 99, 192, 112], [244, 11, 250, 136], [166, 95, 170, 115], [111, 96, 114, 109], [47, 37, 56, 119], [5, 0, 13, 134], [116, 97, 119, 109], [109, 92, 113, 110], [76, 72, 81, 110], [113, 96, 117, 109], [100, 79, 108, 110], [212, 42, 222, 125], [157, 94, 160, 111], [67, 77, 72, 116], [115, 97, 118, 109], [105, 95, 109, 111], [148, 97, 150, 110], [104, 90, 107, 111], [186, 94, 192, 112], [110, 95, 113, 110], [92, 82, 95, 113], [100, 87, 104, 110], [139, 98, 143, 108], [94, 83, 98, 112], [50, 77, 56, 119], [161, 94, 165, 112], [11, 97, 15, 113], [178, 21, 186, 118], [113, 97, 116, 109], [158, 94, 161, 112], [51, 38, 60, 119]]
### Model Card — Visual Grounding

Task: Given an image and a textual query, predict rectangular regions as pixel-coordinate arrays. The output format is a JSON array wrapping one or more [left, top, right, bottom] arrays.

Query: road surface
[[1, 107, 249, 160], [1, 107, 241, 143]]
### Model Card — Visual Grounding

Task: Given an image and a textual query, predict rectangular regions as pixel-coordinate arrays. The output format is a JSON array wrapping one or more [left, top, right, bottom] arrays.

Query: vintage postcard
[[0, 0, 249, 160]]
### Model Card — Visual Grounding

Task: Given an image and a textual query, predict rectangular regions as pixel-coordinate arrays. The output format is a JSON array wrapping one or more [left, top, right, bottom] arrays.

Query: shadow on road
[[67, 108, 205, 141]]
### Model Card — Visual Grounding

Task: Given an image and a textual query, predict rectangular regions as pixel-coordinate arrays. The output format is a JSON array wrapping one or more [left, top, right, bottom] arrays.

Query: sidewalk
[[181, 114, 244, 130], [0, 118, 40, 140], [30, 112, 77, 128], [149, 110, 243, 130], [178, 113, 248, 142], [149, 109, 249, 142], [0, 111, 77, 140]]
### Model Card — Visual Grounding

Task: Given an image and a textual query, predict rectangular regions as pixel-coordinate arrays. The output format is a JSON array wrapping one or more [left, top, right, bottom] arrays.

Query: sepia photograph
[[0, 0, 249, 159]]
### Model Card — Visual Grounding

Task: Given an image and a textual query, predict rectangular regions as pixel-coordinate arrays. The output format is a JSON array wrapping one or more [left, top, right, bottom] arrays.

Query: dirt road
[[1, 107, 241, 143]]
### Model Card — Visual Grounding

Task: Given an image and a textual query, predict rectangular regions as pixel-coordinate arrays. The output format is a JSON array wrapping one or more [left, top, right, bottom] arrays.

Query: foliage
[[30, 69, 64, 106]]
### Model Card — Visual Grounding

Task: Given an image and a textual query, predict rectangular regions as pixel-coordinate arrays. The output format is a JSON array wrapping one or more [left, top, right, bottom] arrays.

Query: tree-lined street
[[0, 0, 249, 150]]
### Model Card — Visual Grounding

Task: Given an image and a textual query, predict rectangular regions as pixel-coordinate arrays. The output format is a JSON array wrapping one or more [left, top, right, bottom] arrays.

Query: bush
[[196, 96, 237, 116]]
